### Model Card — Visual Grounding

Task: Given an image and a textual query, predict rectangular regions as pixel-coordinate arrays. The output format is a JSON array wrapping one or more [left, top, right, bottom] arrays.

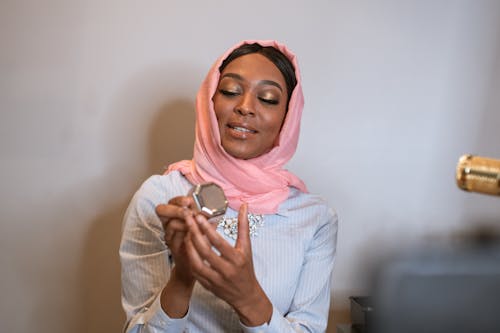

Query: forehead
[[220, 53, 286, 86]]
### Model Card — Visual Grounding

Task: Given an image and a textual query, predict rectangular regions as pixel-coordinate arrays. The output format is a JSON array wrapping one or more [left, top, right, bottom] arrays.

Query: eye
[[259, 97, 279, 105], [258, 89, 281, 105], [219, 89, 239, 97]]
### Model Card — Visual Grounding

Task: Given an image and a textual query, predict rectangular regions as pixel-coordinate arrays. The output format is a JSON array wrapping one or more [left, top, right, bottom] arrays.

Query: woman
[[120, 40, 338, 332]]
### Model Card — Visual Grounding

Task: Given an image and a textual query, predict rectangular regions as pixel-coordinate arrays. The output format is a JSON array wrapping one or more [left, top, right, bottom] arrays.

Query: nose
[[235, 93, 255, 116]]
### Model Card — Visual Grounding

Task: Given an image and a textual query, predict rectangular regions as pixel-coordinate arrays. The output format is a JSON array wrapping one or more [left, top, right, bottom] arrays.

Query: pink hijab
[[167, 40, 307, 214]]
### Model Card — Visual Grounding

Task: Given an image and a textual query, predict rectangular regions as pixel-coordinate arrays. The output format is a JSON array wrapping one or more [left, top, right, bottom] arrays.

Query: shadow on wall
[[148, 99, 196, 175], [81, 98, 194, 332]]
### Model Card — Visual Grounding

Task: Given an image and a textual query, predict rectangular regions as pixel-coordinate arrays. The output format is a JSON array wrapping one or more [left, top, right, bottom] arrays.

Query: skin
[[156, 197, 196, 318], [156, 53, 289, 326], [212, 53, 288, 160]]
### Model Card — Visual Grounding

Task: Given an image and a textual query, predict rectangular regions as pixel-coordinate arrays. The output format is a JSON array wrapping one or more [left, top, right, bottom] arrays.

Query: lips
[[227, 122, 257, 134]]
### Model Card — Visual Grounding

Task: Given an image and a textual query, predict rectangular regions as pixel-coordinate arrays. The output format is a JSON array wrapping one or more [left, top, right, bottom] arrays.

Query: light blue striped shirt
[[120, 171, 338, 332]]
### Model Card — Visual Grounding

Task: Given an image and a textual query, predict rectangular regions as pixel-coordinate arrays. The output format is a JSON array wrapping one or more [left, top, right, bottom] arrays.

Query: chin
[[224, 147, 257, 160], [228, 151, 254, 160]]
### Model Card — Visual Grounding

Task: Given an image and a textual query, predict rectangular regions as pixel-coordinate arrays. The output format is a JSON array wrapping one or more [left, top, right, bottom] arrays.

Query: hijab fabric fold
[[167, 40, 307, 214]]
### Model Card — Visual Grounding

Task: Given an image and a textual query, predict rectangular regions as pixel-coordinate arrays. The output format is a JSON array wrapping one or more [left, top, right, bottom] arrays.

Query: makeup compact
[[189, 182, 228, 218]]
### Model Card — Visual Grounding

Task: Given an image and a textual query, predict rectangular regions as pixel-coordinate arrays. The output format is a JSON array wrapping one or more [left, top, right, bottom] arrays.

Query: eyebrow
[[220, 72, 283, 92]]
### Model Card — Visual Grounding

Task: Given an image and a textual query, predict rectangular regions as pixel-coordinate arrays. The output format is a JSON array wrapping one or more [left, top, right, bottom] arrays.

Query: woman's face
[[213, 53, 288, 160]]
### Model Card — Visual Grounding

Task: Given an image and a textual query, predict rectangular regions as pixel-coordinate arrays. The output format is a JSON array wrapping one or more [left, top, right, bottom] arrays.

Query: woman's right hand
[[156, 196, 197, 318], [155, 196, 196, 285]]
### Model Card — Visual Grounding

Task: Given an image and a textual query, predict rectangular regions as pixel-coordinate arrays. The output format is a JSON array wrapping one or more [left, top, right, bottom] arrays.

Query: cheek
[[263, 110, 287, 136], [212, 99, 226, 126], [213, 96, 233, 119]]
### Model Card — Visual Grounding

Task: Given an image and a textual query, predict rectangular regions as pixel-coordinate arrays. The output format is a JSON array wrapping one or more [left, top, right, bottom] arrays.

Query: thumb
[[235, 203, 251, 252]]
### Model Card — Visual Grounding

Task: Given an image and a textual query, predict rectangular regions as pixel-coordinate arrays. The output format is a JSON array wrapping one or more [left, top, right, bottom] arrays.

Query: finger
[[189, 215, 230, 268], [235, 203, 251, 253], [169, 231, 186, 249], [190, 267, 217, 294], [184, 232, 221, 283], [156, 204, 190, 223], [164, 220, 188, 243], [164, 219, 189, 233], [156, 201, 196, 232], [196, 215, 239, 264], [168, 196, 195, 209]]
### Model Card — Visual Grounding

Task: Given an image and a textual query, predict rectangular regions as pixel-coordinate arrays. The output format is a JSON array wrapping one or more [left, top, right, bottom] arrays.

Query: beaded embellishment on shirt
[[217, 213, 264, 239]]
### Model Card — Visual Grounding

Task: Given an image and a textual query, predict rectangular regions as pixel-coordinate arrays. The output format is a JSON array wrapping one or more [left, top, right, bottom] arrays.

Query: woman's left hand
[[184, 203, 273, 326]]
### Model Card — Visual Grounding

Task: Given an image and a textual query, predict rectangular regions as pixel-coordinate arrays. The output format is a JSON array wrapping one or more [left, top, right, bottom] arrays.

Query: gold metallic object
[[189, 183, 228, 218], [456, 155, 500, 196]]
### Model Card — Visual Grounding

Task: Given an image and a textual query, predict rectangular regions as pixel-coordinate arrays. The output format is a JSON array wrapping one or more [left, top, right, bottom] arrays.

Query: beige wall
[[1, 1, 500, 332]]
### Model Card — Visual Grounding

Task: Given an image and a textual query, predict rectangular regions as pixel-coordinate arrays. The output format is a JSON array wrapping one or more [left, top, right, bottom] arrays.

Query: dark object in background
[[367, 155, 500, 332], [371, 241, 500, 333], [349, 296, 373, 333]]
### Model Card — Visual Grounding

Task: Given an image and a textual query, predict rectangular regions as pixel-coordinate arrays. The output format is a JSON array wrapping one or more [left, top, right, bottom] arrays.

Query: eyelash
[[219, 89, 239, 96], [219, 89, 279, 105], [259, 97, 279, 105]]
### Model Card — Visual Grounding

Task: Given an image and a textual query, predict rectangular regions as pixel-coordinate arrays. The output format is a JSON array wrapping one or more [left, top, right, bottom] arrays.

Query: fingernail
[[195, 215, 205, 224]]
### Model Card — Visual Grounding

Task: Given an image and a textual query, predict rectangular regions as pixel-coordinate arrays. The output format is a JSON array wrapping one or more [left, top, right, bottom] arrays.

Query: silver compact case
[[189, 182, 228, 218]]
